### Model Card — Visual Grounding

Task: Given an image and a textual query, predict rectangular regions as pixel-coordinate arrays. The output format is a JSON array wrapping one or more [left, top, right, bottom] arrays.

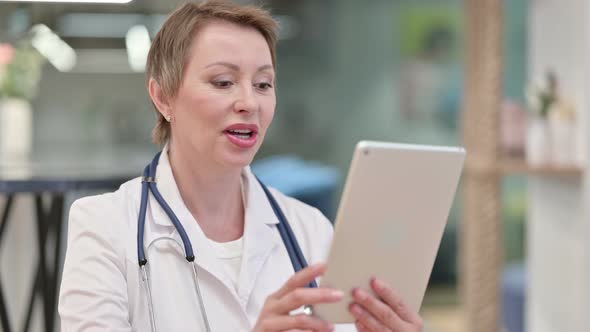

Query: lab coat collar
[[238, 168, 281, 304], [243, 167, 280, 225], [147, 144, 188, 228], [144, 144, 281, 305]]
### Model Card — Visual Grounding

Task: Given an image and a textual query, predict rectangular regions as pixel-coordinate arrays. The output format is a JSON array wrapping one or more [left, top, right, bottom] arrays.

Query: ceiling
[[0, 0, 314, 73], [0, 0, 268, 38]]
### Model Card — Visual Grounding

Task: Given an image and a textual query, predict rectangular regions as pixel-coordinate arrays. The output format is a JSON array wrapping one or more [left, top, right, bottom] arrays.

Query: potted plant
[[525, 71, 557, 166], [525, 71, 578, 167], [0, 39, 45, 160]]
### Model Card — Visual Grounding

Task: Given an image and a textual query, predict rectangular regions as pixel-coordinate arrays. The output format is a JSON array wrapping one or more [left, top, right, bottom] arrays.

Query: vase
[[549, 115, 575, 166], [525, 116, 551, 166], [0, 98, 33, 161]]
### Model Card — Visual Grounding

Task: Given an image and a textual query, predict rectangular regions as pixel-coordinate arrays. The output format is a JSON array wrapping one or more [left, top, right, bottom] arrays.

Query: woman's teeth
[[227, 129, 253, 139]]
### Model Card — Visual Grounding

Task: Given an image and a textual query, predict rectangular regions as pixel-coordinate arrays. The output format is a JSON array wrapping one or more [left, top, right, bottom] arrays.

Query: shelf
[[500, 157, 583, 177]]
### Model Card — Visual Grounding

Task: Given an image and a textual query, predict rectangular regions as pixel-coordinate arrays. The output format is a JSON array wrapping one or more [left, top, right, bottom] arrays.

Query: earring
[[165, 114, 172, 122]]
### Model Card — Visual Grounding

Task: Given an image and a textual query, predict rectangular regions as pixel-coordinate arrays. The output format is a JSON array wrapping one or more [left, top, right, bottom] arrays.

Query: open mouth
[[224, 127, 258, 148], [225, 129, 254, 139]]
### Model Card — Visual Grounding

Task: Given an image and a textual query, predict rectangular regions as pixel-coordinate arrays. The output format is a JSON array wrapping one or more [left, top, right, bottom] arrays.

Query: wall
[[527, 0, 590, 331]]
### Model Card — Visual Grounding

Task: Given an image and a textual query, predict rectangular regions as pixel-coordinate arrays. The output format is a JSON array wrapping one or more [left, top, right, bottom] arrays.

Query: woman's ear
[[148, 78, 171, 117]]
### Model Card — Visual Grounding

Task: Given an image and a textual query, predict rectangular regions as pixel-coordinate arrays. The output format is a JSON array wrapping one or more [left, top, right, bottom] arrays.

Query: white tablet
[[313, 141, 465, 323]]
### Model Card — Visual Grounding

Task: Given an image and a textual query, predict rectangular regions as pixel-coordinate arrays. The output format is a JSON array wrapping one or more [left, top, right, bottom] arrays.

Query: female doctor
[[58, 1, 424, 331]]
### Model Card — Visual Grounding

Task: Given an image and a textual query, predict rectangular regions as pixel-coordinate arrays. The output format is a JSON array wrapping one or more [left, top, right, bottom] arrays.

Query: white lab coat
[[58, 149, 356, 331]]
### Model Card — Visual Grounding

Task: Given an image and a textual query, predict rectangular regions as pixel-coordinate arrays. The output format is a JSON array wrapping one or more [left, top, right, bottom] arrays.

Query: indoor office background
[[0, 0, 533, 332]]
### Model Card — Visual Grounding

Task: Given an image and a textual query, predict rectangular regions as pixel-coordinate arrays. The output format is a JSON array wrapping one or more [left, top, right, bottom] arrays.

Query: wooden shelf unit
[[500, 157, 583, 177]]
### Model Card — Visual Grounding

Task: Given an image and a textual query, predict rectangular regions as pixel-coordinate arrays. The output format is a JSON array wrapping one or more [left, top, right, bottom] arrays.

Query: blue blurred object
[[502, 263, 526, 332], [251, 155, 340, 221]]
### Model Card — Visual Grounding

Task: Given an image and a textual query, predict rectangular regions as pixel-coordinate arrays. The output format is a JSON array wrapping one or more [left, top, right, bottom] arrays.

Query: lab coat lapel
[[144, 146, 237, 296], [237, 168, 281, 304]]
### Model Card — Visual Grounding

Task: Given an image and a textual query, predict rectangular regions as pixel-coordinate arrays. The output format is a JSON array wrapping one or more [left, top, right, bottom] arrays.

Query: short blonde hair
[[146, 0, 279, 145]]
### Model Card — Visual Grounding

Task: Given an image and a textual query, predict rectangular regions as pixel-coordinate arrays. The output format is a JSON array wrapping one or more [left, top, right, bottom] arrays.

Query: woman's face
[[169, 20, 276, 169]]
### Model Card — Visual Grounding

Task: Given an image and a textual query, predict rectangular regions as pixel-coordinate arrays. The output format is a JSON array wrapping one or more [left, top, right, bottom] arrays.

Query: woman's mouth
[[226, 129, 254, 139], [224, 129, 258, 148]]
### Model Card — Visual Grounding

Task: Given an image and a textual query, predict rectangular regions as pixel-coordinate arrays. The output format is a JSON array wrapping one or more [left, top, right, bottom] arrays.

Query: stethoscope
[[137, 152, 317, 332]]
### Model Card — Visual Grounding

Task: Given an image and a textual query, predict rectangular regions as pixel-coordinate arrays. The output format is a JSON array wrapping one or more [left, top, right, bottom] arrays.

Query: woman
[[58, 1, 424, 331]]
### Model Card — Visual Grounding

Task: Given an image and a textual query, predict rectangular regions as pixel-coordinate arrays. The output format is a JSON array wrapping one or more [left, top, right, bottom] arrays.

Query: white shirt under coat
[[58, 148, 356, 331]]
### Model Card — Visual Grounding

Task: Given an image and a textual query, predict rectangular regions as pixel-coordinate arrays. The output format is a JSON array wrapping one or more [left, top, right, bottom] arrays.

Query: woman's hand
[[349, 278, 423, 332], [253, 263, 343, 332]]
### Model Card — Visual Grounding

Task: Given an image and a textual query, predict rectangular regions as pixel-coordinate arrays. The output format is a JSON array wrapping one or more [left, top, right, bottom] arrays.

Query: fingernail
[[373, 278, 384, 290], [331, 290, 344, 299], [355, 288, 367, 300]]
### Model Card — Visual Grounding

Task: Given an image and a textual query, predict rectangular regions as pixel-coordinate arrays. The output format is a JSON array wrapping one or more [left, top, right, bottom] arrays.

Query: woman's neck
[[167, 141, 245, 242]]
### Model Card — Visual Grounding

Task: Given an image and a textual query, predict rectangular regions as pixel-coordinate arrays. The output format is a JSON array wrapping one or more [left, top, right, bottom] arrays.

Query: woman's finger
[[351, 287, 403, 330], [370, 278, 422, 324], [260, 314, 334, 332], [349, 303, 391, 332], [274, 263, 327, 299], [355, 320, 370, 332], [274, 287, 343, 314]]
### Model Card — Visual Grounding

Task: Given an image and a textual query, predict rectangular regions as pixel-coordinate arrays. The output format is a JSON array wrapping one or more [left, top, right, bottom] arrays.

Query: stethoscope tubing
[[140, 235, 212, 332], [138, 152, 195, 266]]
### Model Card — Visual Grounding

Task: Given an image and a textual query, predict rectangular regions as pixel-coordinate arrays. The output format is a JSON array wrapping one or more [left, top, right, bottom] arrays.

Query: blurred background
[[1, 0, 585, 331]]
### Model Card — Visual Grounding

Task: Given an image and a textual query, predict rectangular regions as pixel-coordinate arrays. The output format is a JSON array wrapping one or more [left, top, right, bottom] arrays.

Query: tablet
[[313, 141, 465, 323]]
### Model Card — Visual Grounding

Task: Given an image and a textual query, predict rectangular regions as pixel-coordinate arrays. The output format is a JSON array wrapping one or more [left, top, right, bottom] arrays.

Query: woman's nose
[[233, 85, 259, 113]]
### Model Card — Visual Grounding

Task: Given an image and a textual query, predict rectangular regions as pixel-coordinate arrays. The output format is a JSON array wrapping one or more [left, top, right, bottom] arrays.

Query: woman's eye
[[255, 82, 273, 90], [212, 80, 234, 88]]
